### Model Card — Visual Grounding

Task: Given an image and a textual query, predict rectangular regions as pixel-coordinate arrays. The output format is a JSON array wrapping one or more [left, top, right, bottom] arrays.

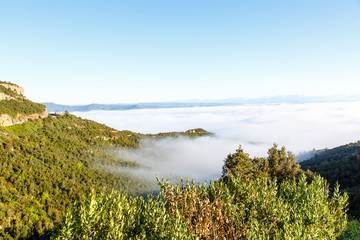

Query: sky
[[1, 0, 360, 104]]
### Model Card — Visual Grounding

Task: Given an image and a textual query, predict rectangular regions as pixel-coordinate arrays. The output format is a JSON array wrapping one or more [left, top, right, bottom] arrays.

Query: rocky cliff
[[0, 82, 24, 95], [0, 110, 48, 126], [0, 82, 48, 126]]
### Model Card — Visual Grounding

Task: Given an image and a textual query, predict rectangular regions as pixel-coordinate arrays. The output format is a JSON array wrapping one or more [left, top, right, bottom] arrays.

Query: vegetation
[[0, 111, 352, 239], [300, 141, 360, 219], [222, 144, 314, 183], [0, 113, 145, 239], [53, 173, 348, 239], [0, 83, 355, 239], [0, 81, 20, 86], [0, 99, 46, 118], [52, 145, 349, 239], [340, 219, 360, 240], [0, 85, 46, 118], [51, 189, 189, 240], [0, 113, 214, 239], [146, 128, 213, 139]]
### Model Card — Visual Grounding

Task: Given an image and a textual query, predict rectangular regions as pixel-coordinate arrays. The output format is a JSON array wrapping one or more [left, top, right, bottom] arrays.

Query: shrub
[[339, 219, 360, 240], [54, 174, 348, 239], [51, 189, 189, 240]]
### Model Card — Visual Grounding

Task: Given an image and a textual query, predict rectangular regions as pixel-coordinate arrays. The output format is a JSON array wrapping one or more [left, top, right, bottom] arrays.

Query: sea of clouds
[[73, 101, 360, 181]]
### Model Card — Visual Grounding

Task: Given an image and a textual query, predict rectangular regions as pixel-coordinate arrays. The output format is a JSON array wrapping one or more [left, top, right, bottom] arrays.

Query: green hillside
[[0, 83, 213, 239], [300, 141, 360, 219], [0, 113, 140, 239], [0, 112, 212, 239]]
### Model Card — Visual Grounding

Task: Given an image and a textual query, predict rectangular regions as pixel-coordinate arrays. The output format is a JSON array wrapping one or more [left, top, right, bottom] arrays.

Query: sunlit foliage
[[54, 173, 348, 239], [222, 144, 314, 183]]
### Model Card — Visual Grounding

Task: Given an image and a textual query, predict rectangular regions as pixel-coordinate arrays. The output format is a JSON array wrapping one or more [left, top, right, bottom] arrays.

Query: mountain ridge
[[43, 94, 360, 113]]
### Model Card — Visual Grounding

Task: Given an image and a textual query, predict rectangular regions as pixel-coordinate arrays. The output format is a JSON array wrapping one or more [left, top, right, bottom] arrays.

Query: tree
[[222, 144, 313, 183], [221, 145, 267, 181], [266, 143, 302, 182]]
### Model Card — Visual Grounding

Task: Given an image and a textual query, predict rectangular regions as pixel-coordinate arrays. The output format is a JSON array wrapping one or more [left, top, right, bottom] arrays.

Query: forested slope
[[0, 113, 142, 239], [300, 141, 360, 218], [0, 111, 212, 239], [0, 82, 212, 239]]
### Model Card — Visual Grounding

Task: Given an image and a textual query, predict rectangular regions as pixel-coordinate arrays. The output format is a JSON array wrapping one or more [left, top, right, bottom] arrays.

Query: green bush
[[51, 190, 189, 240], [339, 219, 360, 240], [53, 174, 348, 239]]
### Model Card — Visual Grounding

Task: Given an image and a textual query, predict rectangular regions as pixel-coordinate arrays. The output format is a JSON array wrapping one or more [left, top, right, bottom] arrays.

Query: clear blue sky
[[1, 0, 359, 104]]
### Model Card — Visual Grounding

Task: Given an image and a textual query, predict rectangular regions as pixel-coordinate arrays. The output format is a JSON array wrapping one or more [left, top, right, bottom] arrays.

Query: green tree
[[267, 143, 302, 182], [222, 146, 257, 181], [222, 144, 313, 183]]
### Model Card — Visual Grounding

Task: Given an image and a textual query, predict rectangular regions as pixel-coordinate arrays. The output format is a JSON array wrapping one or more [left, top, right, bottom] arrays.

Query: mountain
[[300, 141, 360, 218], [42, 102, 230, 113], [0, 83, 212, 239], [43, 95, 360, 113]]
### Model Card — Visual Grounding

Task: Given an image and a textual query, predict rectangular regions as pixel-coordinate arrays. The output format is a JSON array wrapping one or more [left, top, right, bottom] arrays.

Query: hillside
[[0, 83, 212, 239], [0, 81, 48, 126], [0, 113, 144, 239], [300, 141, 360, 218]]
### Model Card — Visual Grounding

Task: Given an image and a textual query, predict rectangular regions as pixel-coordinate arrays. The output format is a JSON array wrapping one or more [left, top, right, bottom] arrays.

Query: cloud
[[74, 102, 360, 181], [113, 136, 234, 181]]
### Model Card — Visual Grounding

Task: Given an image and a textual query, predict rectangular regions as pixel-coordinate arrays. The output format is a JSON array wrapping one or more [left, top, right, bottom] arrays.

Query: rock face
[[0, 92, 15, 101], [0, 83, 24, 95], [0, 110, 48, 126], [0, 82, 49, 126], [0, 83, 25, 101]]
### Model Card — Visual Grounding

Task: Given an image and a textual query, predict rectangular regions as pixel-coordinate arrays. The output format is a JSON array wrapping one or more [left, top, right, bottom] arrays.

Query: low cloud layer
[[113, 136, 233, 182], [74, 102, 360, 181]]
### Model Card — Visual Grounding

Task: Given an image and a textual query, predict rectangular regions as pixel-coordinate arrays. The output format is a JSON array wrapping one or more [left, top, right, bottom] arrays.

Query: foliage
[[0, 114, 149, 239], [222, 144, 314, 183], [0, 110, 213, 239], [146, 128, 213, 139], [54, 173, 348, 239], [300, 141, 360, 218], [0, 99, 46, 118], [339, 219, 360, 240], [51, 190, 189, 240]]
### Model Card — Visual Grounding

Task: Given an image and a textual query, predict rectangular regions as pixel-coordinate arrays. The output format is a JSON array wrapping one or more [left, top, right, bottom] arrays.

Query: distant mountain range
[[43, 95, 360, 113]]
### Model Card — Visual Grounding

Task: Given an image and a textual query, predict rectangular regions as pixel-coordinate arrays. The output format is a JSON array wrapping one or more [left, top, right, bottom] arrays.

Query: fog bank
[[74, 102, 360, 180]]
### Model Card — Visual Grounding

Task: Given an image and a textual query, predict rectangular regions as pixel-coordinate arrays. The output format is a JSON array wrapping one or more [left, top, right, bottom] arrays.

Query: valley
[[0, 83, 359, 239]]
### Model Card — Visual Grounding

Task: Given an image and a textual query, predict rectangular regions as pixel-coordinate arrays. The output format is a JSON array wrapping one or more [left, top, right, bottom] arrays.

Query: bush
[[51, 189, 189, 240], [53, 174, 348, 239], [339, 219, 360, 240]]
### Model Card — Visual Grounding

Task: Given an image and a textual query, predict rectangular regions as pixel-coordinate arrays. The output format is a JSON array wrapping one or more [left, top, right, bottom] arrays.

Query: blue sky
[[1, 0, 359, 104]]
